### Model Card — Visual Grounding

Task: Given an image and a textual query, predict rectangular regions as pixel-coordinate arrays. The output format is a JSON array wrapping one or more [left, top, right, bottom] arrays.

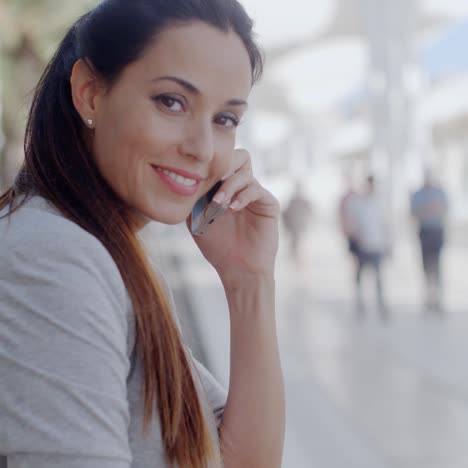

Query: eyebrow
[[152, 75, 248, 107]]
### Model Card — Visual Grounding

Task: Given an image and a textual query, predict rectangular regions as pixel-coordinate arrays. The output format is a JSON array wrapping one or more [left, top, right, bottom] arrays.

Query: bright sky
[[424, 0, 468, 16], [240, 0, 468, 113], [241, 0, 468, 46], [240, 0, 335, 47]]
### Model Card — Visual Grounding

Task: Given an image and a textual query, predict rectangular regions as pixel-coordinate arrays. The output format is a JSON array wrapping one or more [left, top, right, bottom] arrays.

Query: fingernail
[[213, 191, 225, 204], [229, 200, 240, 210]]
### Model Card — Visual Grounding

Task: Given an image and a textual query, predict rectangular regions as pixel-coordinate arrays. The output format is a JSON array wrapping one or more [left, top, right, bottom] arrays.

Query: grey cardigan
[[0, 196, 226, 468]]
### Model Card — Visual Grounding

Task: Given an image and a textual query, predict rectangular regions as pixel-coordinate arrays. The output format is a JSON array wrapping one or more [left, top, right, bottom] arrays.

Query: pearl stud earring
[[87, 119, 94, 127]]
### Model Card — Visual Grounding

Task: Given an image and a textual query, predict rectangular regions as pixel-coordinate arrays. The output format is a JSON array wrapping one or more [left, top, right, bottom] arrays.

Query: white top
[[350, 193, 389, 253], [0, 196, 226, 468]]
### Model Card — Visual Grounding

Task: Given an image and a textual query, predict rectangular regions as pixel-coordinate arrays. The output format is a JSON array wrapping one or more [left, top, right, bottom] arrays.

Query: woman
[[0, 1, 285, 467]]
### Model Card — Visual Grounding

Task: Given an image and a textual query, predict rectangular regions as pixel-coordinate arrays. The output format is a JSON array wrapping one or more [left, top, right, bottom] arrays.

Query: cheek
[[92, 112, 151, 192], [213, 134, 236, 176]]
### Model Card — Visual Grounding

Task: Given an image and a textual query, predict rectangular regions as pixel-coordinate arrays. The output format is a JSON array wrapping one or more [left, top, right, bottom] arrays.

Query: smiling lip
[[151, 164, 204, 196]]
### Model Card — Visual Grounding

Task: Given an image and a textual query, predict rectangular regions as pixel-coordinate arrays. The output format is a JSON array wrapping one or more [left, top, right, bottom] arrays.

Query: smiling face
[[91, 21, 253, 225]]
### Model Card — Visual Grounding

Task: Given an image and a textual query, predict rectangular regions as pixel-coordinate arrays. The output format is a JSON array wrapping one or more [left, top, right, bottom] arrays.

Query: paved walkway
[[142, 221, 468, 468]]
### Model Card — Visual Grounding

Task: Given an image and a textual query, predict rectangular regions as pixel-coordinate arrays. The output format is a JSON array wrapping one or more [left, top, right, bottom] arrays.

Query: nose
[[179, 118, 214, 162]]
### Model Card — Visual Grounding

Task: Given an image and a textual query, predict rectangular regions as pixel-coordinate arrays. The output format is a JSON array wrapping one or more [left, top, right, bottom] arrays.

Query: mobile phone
[[191, 181, 228, 236]]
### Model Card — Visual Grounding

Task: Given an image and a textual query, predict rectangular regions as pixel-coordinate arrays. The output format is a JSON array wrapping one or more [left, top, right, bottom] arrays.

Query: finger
[[222, 148, 252, 180], [227, 181, 262, 211], [212, 169, 255, 206], [229, 183, 279, 215], [185, 212, 192, 228]]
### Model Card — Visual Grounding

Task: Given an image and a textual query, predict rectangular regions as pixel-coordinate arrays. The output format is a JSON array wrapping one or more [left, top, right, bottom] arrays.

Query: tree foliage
[[0, 0, 99, 189]]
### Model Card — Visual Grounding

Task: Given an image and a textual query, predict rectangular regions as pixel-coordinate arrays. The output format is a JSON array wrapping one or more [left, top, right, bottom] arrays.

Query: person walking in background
[[338, 178, 360, 272], [352, 175, 390, 319], [282, 181, 313, 266], [411, 169, 449, 312]]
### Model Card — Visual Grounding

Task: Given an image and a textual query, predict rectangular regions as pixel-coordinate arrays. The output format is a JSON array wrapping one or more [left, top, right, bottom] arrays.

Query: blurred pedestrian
[[410, 169, 449, 312], [338, 179, 360, 270], [352, 175, 390, 318], [282, 181, 313, 265]]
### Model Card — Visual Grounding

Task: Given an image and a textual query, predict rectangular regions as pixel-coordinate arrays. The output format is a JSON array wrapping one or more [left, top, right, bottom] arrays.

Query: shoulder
[[1, 196, 126, 296], [436, 187, 448, 199], [0, 196, 130, 331], [0, 197, 132, 462], [2, 196, 112, 257]]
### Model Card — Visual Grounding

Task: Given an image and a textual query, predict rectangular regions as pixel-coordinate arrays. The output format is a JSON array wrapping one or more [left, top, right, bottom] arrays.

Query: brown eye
[[215, 114, 239, 128], [153, 95, 184, 112]]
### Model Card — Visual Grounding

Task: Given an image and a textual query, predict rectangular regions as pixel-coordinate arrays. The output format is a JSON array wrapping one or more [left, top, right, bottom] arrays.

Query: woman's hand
[[187, 149, 279, 280]]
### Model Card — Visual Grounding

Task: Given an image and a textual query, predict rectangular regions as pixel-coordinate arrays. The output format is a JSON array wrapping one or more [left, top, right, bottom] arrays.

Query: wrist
[[220, 270, 275, 292], [222, 272, 275, 319]]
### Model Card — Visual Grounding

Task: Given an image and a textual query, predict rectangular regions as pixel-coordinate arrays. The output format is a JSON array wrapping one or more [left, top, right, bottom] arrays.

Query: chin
[[144, 207, 190, 226]]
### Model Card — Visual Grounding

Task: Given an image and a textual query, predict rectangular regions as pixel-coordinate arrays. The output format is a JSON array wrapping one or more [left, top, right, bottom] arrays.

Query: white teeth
[[156, 167, 197, 186]]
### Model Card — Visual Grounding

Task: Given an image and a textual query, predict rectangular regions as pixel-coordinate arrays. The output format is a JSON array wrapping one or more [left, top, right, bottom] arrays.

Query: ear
[[70, 59, 102, 128]]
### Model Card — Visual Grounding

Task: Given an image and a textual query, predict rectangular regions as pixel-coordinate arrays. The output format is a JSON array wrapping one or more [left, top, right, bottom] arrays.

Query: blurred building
[[241, 0, 468, 227]]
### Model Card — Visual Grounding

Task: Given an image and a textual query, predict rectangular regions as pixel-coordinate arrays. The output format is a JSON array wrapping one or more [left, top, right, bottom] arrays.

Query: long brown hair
[[0, 0, 263, 466]]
